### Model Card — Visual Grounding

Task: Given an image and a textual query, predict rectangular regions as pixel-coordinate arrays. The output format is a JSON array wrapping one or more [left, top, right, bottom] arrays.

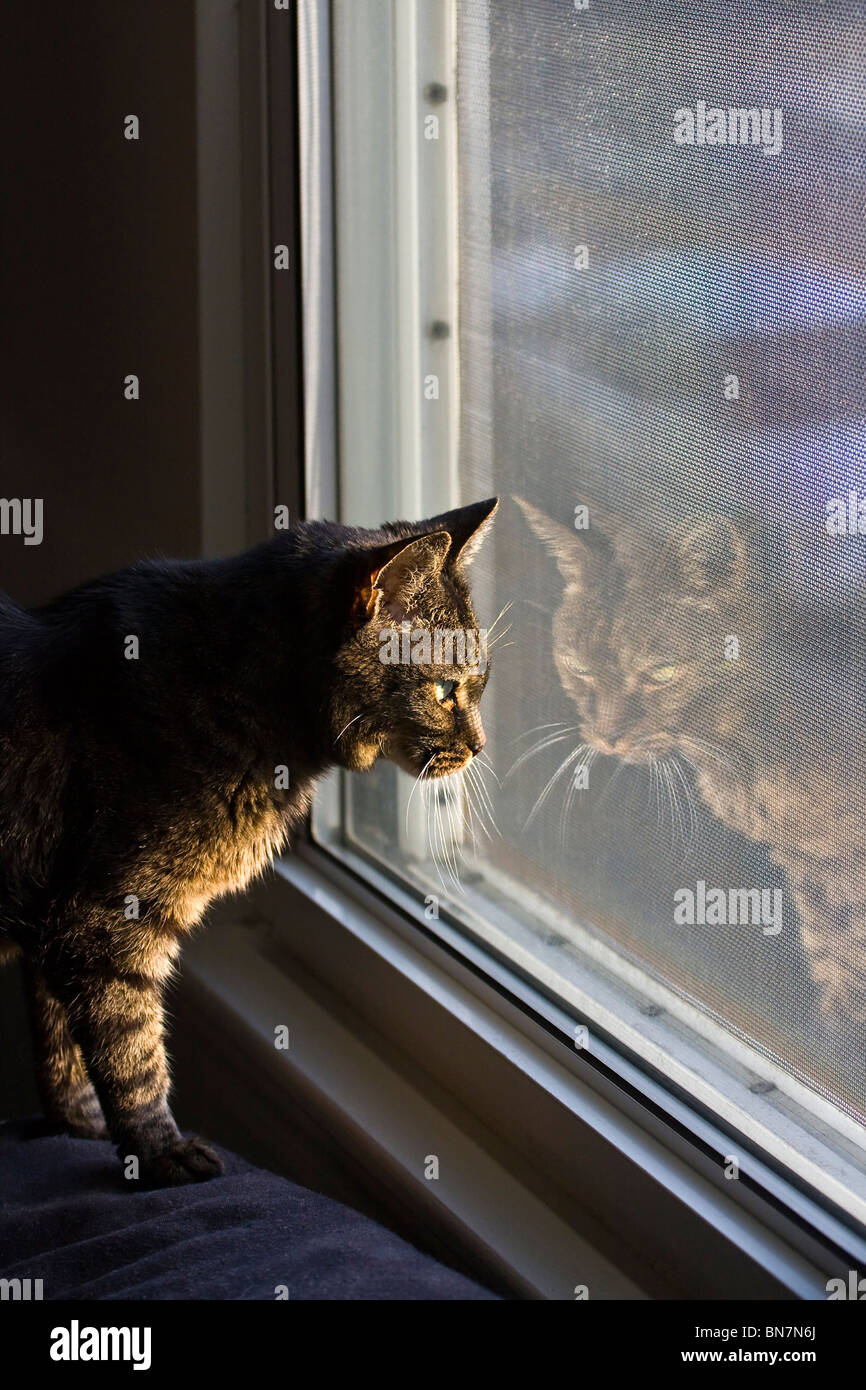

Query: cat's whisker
[[514, 722, 572, 742], [662, 761, 680, 850], [333, 710, 368, 744], [406, 754, 436, 835], [485, 600, 513, 640], [447, 786, 462, 887], [678, 735, 751, 784], [427, 791, 452, 899], [524, 743, 589, 830], [558, 745, 595, 852], [668, 756, 698, 848], [505, 727, 579, 781], [474, 752, 501, 787], [485, 624, 513, 649], [433, 778, 463, 888], [660, 759, 689, 854], [426, 780, 449, 894], [466, 756, 499, 838], [661, 761, 681, 845], [466, 769, 495, 843], [467, 755, 497, 824], [650, 759, 663, 831], [457, 770, 480, 857], [559, 778, 576, 855]]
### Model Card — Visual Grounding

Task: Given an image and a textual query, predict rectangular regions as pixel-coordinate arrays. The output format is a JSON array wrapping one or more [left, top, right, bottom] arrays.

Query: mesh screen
[[343, 1, 866, 1134]]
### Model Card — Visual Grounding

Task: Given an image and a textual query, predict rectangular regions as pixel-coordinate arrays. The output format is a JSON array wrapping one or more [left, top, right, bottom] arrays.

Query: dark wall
[[0, 1, 201, 1116], [0, 0, 201, 607]]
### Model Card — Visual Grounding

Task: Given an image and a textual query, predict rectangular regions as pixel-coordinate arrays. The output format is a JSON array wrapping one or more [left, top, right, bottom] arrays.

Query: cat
[[516, 494, 866, 1021], [0, 498, 497, 1185]]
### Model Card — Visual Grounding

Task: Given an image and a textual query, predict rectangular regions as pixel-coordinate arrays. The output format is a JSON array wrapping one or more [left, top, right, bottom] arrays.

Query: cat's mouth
[[424, 750, 472, 778], [586, 733, 676, 763], [389, 742, 472, 778]]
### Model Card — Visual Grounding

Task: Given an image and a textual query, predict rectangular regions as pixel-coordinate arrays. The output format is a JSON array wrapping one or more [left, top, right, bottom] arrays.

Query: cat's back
[[0, 590, 63, 929], [0, 588, 41, 717]]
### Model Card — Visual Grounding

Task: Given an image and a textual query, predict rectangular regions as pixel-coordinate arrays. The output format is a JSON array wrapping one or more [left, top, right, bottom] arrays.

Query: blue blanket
[[0, 1119, 498, 1300]]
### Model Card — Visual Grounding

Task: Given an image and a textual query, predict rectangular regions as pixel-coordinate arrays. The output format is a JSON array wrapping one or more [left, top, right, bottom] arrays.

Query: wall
[[0, 0, 201, 1116], [0, 0, 201, 608]]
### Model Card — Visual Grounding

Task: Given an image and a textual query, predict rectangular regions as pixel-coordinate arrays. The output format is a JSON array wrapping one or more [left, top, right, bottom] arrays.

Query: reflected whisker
[[485, 600, 514, 640], [669, 756, 698, 848], [505, 727, 579, 781], [467, 756, 499, 838], [525, 743, 590, 830], [474, 753, 501, 787]]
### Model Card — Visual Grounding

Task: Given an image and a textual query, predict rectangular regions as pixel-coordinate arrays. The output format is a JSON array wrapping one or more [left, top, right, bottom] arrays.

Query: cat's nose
[[593, 733, 627, 755], [467, 733, 486, 757]]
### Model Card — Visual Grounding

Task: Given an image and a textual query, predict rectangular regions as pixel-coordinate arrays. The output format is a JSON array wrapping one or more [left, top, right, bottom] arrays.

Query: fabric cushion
[[0, 1118, 498, 1300]]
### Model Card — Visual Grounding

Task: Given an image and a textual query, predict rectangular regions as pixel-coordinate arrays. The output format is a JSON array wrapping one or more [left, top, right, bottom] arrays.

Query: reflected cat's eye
[[646, 664, 680, 685]]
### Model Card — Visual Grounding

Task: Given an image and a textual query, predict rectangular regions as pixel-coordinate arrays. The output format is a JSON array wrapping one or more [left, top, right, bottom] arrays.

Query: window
[[308, 0, 866, 1234]]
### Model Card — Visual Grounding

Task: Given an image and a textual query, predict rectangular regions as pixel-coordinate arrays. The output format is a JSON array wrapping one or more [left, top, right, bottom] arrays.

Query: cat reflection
[[516, 495, 866, 1020]]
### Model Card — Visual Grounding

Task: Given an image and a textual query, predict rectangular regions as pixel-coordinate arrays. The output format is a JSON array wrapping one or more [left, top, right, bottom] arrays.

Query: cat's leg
[[787, 872, 866, 1020], [24, 965, 108, 1139], [43, 946, 223, 1186]]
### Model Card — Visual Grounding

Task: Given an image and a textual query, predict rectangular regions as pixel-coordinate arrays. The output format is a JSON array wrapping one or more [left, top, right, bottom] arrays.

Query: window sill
[[174, 842, 859, 1299]]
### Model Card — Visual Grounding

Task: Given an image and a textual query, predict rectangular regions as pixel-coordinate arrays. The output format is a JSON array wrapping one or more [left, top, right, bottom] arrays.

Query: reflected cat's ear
[[664, 518, 747, 596], [423, 497, 499, 569], [514, 496, 605, 588], [360, 531, 452, 623]]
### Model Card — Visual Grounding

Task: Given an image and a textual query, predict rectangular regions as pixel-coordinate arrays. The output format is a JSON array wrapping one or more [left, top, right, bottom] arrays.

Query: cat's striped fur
[[517, 496, 866, 1020], [0, 500, 496, 1184]]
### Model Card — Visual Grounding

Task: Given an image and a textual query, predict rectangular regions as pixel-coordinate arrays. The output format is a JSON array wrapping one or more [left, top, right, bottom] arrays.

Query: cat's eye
[[646, 664, 680, 685], [564, 657, 591, 678], [434, 679, 457, 703]]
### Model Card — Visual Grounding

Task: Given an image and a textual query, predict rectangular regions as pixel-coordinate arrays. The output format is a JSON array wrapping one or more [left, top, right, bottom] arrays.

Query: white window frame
[[185, 0, 866, 1298]]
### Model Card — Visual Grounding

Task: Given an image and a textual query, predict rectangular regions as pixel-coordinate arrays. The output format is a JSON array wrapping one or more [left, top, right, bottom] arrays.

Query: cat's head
[[333, 498, 498, 778], [516, 496, 749, 763]]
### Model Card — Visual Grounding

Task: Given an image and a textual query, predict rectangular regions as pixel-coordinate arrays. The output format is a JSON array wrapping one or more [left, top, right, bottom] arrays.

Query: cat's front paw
[[138, 1136, 224, 1188]]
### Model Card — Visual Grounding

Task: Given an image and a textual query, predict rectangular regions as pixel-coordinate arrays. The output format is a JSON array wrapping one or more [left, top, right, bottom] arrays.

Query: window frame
[[185, 0, 866, 1297]]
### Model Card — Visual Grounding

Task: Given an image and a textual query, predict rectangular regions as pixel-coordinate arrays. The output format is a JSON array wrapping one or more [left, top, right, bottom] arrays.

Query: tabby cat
[[517, 495, 866, 1020], [0, 498, 497, 1184]]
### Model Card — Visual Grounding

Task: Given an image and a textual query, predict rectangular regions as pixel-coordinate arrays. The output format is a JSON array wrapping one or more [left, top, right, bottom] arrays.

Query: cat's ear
[[423, 497, 499, 568], [361, 531, 452, 622], [664, 518, 747, 596], [514, 496, 603, 587]]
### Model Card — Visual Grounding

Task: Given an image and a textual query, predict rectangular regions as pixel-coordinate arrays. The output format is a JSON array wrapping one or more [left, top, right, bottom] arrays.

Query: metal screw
[[424, 82, 448, 104], [428, 320, 450, 340], [749, 1079, 776, 1095]]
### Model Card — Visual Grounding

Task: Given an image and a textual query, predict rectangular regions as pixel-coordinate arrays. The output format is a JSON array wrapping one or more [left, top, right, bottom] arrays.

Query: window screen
[[317, 0, 866, 1209]]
